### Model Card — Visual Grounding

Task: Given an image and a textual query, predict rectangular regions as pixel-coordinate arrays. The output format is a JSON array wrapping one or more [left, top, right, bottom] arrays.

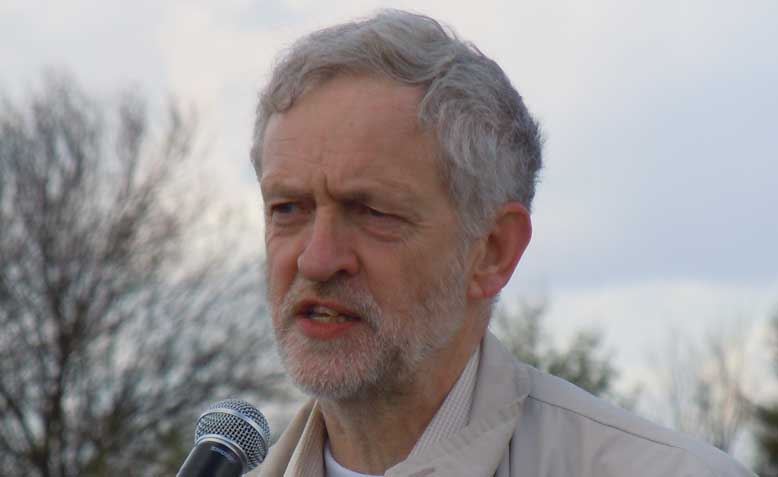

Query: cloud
[[493, 1, 778, 289], [4, 3, 777, 420], [5, 1, 776, 282]]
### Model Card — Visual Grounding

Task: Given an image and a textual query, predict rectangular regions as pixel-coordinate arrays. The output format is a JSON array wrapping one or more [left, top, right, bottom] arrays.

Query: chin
[[279, 330, 416, 401]]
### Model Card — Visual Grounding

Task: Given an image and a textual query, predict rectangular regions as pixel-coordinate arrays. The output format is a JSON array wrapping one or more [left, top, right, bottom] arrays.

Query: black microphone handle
[[177, 439, 245, 477]]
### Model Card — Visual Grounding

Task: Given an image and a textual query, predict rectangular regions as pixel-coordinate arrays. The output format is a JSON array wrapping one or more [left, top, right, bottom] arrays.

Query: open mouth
[[302, 305, 359, 324], [295, 303, 362, 339]]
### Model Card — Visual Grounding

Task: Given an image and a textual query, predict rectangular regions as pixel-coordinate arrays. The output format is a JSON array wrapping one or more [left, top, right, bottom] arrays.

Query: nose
[[297, 210, 359, 282]]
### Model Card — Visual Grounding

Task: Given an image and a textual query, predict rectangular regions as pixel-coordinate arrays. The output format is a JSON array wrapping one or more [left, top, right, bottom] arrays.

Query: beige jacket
[[255, 332, 754, 477]]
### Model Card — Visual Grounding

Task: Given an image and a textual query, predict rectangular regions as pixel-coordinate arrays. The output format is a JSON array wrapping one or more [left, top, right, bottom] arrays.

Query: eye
[[268, 201, 307, 225], [352, 203, 404, 230], [365, 206, 388, 218], [352, 202, 390, 219], [271, 202, 297, 215]]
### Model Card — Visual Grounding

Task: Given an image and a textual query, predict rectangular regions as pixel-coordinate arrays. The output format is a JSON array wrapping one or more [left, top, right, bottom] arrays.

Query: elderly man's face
[[260, 75, 473, 400]]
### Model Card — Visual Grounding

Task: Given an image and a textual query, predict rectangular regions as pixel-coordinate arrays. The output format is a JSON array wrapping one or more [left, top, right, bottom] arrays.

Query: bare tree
[[0, 73, 281, 476], [653, 323, 753, 454], [754, 311, 778, 476]]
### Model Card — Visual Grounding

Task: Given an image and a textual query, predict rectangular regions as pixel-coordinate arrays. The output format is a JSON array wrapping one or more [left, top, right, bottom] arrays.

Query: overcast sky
[[3, 0, 776, 456]]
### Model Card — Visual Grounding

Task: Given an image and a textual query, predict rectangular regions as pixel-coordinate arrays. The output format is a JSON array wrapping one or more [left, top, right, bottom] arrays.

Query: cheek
[[265, 241, 300, 302], [363, 247, 427, 312], [407, 243, 463, 301]]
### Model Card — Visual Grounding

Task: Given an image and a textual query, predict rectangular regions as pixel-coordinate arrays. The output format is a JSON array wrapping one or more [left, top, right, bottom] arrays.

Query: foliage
[[0, 73, 281, 476], [492, 297, 631, 405]]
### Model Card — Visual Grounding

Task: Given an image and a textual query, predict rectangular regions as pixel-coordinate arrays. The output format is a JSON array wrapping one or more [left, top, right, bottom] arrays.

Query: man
[[249, 9, 754, 477]]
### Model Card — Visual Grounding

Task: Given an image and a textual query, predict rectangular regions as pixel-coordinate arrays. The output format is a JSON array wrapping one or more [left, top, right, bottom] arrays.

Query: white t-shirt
[[324, 440, 382, 477]]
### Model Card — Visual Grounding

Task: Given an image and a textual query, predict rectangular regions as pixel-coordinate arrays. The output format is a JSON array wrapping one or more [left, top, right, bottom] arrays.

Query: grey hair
[[251, 9, 543, 239]]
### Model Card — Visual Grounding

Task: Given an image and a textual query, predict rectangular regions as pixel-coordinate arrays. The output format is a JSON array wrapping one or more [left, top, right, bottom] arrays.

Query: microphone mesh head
[[195, 399, 270, 471]]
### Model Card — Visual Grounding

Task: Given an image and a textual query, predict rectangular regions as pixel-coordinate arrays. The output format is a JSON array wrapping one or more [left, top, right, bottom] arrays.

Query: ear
[[467, 202, 532, 300]]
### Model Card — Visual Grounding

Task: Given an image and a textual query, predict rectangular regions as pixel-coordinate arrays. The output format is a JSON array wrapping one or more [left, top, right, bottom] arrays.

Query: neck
[[320, 340, 476, 474]]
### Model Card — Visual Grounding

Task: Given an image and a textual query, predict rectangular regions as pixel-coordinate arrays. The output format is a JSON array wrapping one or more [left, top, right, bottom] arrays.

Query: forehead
[[260, 74, 441, 180]]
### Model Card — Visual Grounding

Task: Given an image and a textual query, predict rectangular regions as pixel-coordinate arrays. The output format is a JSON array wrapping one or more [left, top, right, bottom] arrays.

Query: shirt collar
[[408, 345, 480, 457]]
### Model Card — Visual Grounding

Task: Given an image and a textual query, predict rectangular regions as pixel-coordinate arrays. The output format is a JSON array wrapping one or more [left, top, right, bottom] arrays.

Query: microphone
[[177, 399, 271, 477]]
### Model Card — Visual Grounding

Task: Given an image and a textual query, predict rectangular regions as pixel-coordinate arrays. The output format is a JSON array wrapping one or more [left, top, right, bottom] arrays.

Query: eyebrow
[[261, 175, 419, 210], [344, 174, 427, 211], [340, 183, 417, 207], [259, 178, 308, 200]]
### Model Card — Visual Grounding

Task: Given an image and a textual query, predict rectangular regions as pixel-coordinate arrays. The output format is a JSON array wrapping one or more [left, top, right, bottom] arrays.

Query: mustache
[[279, 277, 382, 330]]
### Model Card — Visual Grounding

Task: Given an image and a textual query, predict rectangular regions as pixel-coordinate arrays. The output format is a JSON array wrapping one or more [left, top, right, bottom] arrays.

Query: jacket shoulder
[[520, 365, 754, 477]]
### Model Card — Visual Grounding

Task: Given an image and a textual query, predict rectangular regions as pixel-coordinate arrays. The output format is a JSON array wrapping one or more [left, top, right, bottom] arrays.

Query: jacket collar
[[260, 400, 315, 476], [385, 331, 531, 477], [470, 331, 531, 419]]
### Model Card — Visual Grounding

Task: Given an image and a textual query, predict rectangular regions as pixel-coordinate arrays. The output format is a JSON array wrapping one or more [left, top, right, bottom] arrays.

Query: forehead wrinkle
[[259, 176, 308, 201], [332, 177, 419, 208], [261, 75, 450, 212], [263, 132, 322, 168]]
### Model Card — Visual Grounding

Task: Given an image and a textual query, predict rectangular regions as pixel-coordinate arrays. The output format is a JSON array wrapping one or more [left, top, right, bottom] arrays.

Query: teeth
[[311, 306, 338, 316], [309, 314, 351, 324], [307, 306, 353, 324]]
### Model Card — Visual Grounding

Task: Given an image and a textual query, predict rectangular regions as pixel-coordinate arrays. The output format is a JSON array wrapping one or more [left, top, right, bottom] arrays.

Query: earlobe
[[467, 203, 532, 300]]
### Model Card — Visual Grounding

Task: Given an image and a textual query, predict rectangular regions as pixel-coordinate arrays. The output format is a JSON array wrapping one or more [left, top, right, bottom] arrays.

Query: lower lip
[[296, 316, 359, 339]]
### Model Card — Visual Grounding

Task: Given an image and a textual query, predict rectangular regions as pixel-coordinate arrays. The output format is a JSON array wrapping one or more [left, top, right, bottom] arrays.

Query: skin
[[260, 73, 532, 474]]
